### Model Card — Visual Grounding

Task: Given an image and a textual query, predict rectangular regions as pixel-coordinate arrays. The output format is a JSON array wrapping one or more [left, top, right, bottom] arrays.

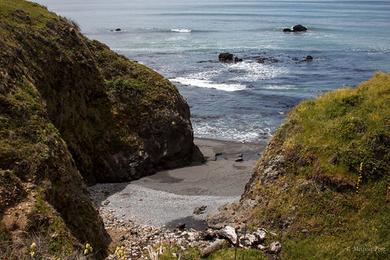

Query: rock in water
[[304, 55, 313, 62], [292, 24, 307, 32], [115, 28, 121, 32], [219, 226, 238, 244], [219, 52, 234, 62], [283, 24, 308, 32]]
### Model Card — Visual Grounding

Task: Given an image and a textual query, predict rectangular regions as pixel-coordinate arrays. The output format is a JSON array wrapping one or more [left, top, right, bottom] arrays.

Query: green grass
[[283, 73, 389, 183], [241, 73, 390, 259], [156, 244, 267, 260], [209, 248, 267, 260]]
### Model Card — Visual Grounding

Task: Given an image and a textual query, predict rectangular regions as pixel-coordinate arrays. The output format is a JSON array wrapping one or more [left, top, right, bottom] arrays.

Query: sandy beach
[[89, 138, 266, 230]]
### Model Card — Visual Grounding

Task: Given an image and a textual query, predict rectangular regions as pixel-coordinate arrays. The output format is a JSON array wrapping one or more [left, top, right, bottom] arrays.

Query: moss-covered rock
[[0, 0, 202, 257], [209, 73, 390, 259]]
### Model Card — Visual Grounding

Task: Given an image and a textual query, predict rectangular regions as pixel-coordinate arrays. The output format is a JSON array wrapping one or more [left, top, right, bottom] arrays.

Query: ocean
[[33, 0, 390, 143]]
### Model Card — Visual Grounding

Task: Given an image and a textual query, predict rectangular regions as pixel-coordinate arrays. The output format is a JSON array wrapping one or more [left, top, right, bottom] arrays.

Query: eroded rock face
[[0, 1, 203, 184], [0, 0, 203, 256]]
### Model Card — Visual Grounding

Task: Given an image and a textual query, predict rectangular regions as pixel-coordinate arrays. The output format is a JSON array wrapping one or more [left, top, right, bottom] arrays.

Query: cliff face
[[0, 1, 202, 185], [209, 73, 390, 259], [0, 0, 202, 257]]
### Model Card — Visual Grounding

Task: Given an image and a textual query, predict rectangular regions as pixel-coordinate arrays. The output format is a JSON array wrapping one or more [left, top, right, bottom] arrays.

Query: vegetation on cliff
[[0, 0, 201, 257], [211, 73, 390, 259]]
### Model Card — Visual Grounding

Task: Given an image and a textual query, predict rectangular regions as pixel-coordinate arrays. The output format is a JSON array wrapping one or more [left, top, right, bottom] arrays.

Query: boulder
[[218, 53, 243, 63], [219, 52, 234, 62], [293, 24, 307, 32], [219, 226, 238, 244], [239, 234, 258, 247], [115, 28, 121, 32], [283, 25, 308, 32]]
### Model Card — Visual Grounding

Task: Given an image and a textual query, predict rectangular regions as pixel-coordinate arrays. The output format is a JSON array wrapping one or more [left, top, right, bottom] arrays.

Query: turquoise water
[[34, 0, 390, 142]]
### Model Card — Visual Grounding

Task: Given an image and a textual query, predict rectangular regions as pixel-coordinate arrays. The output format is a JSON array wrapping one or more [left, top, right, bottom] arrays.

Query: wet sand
[[89, 138, 266, 230]]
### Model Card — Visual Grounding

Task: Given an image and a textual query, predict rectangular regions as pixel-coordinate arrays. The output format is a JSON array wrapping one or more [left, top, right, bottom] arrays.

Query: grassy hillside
[[0, 0, 201, 257], [211, 73, 390, 259]]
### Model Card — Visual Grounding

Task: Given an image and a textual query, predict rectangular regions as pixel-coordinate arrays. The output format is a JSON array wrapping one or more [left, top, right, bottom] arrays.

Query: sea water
[[33, 0, 390, 142]]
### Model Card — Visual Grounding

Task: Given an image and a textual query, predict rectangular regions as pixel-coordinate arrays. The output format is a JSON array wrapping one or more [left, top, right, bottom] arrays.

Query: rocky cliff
[[209, 73, 390, 259], [0, 0, 202, 257]]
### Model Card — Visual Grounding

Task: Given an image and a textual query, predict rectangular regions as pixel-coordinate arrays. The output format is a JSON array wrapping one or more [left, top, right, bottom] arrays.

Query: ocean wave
[[170, 28, 192, 33], [228, 61, 287, 81], [171, 77, 246, 92], [261, 85, 297, 90], [193, 121, 272, 143]]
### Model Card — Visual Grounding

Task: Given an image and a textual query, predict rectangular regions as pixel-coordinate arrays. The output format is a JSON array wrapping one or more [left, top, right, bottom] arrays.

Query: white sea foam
[[171, 28, 192, 33], [171, 77, 246, 92], [262, 85, 297, 90], [193, 120, 273, 143], [228, 61, 287, 81]]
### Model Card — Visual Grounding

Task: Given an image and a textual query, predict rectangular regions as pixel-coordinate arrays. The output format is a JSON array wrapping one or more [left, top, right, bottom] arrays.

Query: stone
[[239, 234, 257, 247], [200, 239, 226, 257], [283, 25, 307, 33], [234, 57, 243, 63], [269, 241, 282, 254], [115, 28, 121, 32], [235, 157, 244, 162], [193, 205, 207, 215], [293, 24, 307, 32], [218, 53, 234, 63], [219, 226, 238, 244], [254, 228, 266, 241]]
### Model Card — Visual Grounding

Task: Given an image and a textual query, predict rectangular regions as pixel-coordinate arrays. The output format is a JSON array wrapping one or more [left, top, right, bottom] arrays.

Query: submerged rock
[[256, 56, 279, 64]]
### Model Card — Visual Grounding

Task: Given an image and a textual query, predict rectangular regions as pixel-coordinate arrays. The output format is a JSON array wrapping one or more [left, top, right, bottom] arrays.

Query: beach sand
[[89, 138, 266, 230]]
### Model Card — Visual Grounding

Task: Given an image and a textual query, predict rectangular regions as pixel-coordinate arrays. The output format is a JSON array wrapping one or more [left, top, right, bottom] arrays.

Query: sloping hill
[[0, 0, 202, 257], [210, 73, 390, 259]]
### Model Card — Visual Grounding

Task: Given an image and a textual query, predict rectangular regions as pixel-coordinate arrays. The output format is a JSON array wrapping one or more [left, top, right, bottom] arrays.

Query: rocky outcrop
[[209, 73, 390, 258], [218, 52, 242, 63], [283, 24, 308, 32], [0, 0, 203, 257]]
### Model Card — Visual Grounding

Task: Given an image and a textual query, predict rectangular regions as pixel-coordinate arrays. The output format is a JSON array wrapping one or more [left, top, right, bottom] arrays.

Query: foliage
[[242, 73, 390, 259]]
